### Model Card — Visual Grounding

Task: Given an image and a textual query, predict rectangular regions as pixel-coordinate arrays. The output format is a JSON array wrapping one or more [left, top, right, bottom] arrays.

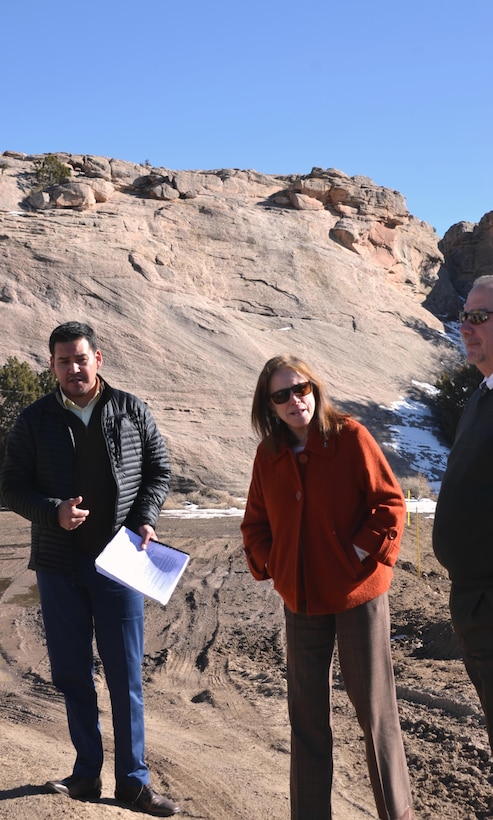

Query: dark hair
[[251, 354, 347, 451], [49, 321, 99, 355]]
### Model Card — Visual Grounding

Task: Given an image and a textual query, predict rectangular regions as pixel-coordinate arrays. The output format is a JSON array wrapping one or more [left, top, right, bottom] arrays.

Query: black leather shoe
[[45, 775, 102, 799], [115, 783, 180, 816]]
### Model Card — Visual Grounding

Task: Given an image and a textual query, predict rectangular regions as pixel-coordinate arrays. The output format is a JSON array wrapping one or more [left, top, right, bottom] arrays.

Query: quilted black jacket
[[0, 379, 170, 575]]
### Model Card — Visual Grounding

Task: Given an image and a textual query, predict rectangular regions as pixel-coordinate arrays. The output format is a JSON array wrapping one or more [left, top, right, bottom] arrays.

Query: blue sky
[[2, 0, 492, 237]]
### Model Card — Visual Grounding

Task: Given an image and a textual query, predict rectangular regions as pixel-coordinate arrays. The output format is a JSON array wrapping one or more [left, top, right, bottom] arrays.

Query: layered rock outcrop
[[0, 150, 484, 496], [438, 214, 493, 298]]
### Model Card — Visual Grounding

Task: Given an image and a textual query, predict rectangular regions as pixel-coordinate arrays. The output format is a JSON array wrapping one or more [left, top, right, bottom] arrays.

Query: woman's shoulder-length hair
[[250, 354, 348, 451]]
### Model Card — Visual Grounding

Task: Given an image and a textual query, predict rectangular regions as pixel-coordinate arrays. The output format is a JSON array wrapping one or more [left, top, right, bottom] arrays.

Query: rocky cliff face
[[437, 213, 493, 298], [0, 151, 481, 497]]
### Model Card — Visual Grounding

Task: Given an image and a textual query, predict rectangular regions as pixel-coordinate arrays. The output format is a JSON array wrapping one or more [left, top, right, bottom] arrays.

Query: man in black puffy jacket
[[0, 321, 180, 816]]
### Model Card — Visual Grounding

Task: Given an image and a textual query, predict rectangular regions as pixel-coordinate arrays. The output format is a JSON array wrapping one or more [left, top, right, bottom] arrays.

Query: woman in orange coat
[[241, 354, 413, 820]]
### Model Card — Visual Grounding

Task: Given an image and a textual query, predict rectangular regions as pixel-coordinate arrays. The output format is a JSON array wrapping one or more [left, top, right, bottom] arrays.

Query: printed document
[[96, 526, 190, 605]]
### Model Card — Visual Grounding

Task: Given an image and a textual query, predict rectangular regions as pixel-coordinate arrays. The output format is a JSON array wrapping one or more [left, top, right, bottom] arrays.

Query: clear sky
[[2, 0, 491, 237]]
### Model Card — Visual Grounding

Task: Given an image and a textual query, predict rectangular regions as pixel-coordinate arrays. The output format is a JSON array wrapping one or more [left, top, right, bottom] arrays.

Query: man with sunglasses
[[0, 321, 180, 816], [434, 274, 493, 755]]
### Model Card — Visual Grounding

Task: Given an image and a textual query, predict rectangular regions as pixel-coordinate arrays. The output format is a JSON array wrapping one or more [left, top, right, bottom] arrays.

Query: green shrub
[[434, 363, 481, 443], [0, 356, 56, 464], [33, 154, 71, 187]]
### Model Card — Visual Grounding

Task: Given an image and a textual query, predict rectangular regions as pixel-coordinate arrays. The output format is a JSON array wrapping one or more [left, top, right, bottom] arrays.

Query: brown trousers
[[285, 592, 412, 820]]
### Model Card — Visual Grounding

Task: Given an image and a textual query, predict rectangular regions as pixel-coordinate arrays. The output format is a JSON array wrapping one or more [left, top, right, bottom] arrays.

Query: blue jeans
[[37, 556, 149, 788]]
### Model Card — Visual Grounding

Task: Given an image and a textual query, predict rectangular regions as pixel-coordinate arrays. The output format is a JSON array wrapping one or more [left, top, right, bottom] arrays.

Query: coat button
[[295, 491, 302, 501], [389, 528, 397, 539], [298, 453, 308, 464]]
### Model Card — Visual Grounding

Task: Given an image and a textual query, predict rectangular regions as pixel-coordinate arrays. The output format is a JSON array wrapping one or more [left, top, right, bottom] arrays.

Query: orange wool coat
[[241, 418, 406, 615]]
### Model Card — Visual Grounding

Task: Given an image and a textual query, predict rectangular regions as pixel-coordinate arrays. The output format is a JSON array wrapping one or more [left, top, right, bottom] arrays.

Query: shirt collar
[[60, 379, 101, 411], [481, 374, 493, 391]]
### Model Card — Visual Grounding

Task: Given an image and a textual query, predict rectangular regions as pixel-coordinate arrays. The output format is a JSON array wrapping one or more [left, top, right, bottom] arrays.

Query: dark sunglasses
[[270, 381, 312, 405], [459, 309, 493, 325]]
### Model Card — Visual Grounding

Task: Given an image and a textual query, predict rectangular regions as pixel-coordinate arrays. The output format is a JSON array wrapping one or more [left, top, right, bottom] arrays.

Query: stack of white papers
[[96, 526, 190, 606]]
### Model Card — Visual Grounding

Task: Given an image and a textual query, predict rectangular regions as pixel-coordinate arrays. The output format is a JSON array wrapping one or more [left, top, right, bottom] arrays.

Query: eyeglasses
[[459, 309, 493, 325], [270, 381, 312, 405]]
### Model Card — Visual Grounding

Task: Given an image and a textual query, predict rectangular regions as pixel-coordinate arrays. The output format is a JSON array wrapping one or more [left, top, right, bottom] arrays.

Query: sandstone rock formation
[[0, 150, 480, 498], [438, 213, 493, 298]]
